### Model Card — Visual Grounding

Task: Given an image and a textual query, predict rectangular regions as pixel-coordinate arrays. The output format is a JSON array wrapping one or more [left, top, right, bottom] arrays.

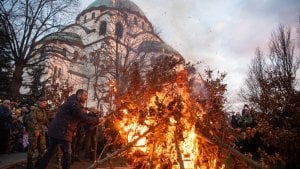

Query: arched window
[[62, 48, 67, 57], [54, 66, 57, 77], [115, 22, 123, 39], [99, 21, 107, 35], [92, 12, 95, 19], [72, 51, 79, 61], [84, 15, 87, 23], [41, 46, 45, 57], [58, 68, 61, 77]]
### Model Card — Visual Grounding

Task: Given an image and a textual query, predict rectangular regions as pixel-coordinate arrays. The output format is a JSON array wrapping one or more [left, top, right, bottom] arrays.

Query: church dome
[[85, 0, 145, 16]]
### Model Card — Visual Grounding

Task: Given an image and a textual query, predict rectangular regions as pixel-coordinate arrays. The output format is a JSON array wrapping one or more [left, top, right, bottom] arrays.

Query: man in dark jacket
[[38, 89, 104, 169]]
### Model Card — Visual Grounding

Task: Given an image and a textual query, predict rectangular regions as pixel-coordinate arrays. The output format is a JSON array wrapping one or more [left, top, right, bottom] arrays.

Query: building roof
[[85, 0, 145, 16], [41, 32, 83, 47]]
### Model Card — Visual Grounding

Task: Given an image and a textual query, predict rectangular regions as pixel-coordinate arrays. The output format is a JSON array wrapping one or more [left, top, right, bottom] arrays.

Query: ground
[[0, 152, 130, 169]]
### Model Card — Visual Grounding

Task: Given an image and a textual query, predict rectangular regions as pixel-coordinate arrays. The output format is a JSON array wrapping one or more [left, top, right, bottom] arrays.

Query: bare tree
[[0, 22, 13, 98], [0, 0, 79, 99], [240, 25, 299, 114], [240, 49, 272, 112], [239, 25, 300, 168]]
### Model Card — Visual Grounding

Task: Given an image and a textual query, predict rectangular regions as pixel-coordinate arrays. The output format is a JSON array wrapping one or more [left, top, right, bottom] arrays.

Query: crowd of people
[[230, 104, 254, 130], [0, 99, 30, 154], [229, 104, 274, 160], [0, 89, 105, 169]]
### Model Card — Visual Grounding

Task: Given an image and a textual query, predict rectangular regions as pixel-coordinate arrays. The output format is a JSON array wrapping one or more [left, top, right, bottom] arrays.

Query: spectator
[[231, 112, 240, 129], [241, 104, 253, 130], [242, 104, 250, 116], [19, 106, 30, 151], [0, 100, 13, 154], [26, 98, 49, 169], [9, 111, 24, 152], [236, 113, 243, 127], [84, 108, 101, 161]]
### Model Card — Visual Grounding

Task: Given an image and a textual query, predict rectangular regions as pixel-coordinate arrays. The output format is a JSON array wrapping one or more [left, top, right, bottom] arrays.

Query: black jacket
[[47, 94, 98, 142], [0, 106, 12, 130]]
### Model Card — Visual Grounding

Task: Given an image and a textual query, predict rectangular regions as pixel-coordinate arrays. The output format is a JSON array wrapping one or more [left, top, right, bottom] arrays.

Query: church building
[[40, 0, 184, 110]]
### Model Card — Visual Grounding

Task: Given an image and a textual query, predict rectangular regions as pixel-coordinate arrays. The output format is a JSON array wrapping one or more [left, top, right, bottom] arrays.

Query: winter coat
[[0, 106, 12, 130], [47, 94, 99, 142], [28, 106, 48, 133]]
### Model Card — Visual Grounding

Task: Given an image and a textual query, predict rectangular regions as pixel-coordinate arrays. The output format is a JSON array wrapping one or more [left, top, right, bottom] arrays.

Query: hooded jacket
[[47, 94, 98, 142]]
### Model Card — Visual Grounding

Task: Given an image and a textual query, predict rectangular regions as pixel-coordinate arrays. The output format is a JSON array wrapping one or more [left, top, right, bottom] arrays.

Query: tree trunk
[[9, 61, 24, 99]]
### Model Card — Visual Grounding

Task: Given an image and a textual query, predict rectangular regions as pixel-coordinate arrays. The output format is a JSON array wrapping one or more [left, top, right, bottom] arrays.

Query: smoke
[[188, 73, 209, 101]]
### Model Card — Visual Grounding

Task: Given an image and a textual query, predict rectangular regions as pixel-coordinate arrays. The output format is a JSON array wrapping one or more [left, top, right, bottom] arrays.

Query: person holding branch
[[38, 89, 105, 169]]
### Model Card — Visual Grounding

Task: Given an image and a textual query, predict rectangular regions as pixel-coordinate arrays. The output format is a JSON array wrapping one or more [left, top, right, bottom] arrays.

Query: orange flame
[[113, 75, 224, 168]]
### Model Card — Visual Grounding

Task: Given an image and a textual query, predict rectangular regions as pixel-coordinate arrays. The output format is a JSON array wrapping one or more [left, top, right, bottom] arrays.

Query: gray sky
[[80, 0, 300, 111]]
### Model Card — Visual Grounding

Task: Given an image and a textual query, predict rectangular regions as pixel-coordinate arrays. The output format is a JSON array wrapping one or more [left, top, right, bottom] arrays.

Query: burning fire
[[114, 83, 225, 169]]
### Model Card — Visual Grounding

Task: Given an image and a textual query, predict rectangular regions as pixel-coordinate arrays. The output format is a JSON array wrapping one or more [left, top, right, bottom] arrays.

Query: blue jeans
[[38, 137, 72, 169]]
